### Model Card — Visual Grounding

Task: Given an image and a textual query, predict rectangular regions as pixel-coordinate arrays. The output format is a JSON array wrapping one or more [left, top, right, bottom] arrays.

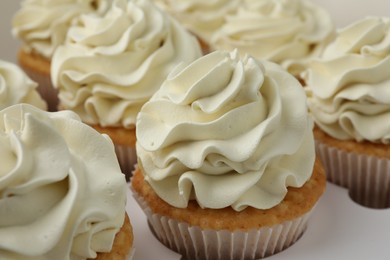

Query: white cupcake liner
[[127, 245, 135, 260], [21, 67, 59, 112], [132, 188, 315, 260], [316, 141, 390, 208], [114, 144, 137, 181]]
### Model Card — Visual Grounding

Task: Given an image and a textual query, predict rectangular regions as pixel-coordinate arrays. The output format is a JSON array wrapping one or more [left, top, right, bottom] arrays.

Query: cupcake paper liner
[[316, 141, 390, 208], [115, 144, 137, 181], [132, 188, 315, 260], [127, 246, 135, 260], [21, 66, 59, 112]]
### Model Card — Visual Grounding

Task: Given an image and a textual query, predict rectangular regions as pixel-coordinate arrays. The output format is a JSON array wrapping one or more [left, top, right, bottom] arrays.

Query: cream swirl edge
[[211, 0, 335, 76], [51, 0, 202, 128], [153, 0, 241, 42], [304, 17, 390, 143], [0, 104, 126, 259], [11, 0, 109, 59], [136, 50, 315, 211], [0, 59, 47, 110]]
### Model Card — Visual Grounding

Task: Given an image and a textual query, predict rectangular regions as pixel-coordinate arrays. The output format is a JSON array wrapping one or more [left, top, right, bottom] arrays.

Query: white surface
[[126, 182, 390, 260], [0, 1, 20, 64], [1, 1, 390, 260]]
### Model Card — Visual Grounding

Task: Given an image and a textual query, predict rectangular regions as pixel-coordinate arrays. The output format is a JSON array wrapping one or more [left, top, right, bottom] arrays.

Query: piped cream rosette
[[51, 0, 203, 178], [133, 50, 323, 259], [212, 0, 335, 78], [136, 50, 315, 211], [305, 17, 390, 208], [0, 104, 127, 259], [12, 0, 112, 59]]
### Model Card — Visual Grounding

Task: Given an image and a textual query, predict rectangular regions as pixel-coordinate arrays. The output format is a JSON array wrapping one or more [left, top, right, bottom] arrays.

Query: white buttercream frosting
[[153, 0, 241, 43], [51, 0, 202, 128], [0, 60, 47, 110], [12, 0, 112, 59], [0, 104, 126, 259], [136, 50, 315, 211], [211, 0, 335, 77], [305, 17, 390, 143]]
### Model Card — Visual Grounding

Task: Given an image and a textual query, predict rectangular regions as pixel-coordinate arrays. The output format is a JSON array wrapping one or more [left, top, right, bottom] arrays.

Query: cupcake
[[304, 17, 390, 208], [12, 0, 112, 111], [0, 104, 133, 259], [132, 50, 326, 259], [0, 59, 47, 110], [211, 0, 335, 82], [152, 0, 241, 51], [51, 0, 203, 180]]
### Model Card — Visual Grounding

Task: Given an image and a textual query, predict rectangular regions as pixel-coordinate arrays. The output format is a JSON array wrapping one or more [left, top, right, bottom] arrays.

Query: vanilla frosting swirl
[[211, 0, 334, 76], [0, 104, 126, 259], [12, 0, 111, 59], [305, 17, 390, 143], [153, 0, 241, 43], [52, 0, 202, 128], [0, 60, 47, 110], [136, 50, 315, 211]]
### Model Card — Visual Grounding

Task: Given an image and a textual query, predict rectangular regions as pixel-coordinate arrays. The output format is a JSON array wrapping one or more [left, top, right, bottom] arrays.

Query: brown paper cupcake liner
[[115, 144, 137, 181], [132, 188, 315, 260], [316, 141, 390, 208]]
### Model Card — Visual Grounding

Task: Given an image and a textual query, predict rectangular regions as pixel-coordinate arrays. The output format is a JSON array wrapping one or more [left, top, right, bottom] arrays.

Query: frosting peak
[[0, 104, 126, 259], [322, 17, 389, 59], [137, 50, 315, 211]]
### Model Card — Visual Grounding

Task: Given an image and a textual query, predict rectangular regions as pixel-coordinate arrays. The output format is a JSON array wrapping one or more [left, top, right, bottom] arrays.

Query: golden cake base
[[94, 214, 133, 260], [17, 49, 59, 111]]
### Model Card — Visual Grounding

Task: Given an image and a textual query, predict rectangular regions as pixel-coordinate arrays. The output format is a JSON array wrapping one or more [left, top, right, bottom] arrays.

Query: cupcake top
[[0, 59, 47, 110], [51, 0, 202, 129], [305, 17, 390, 144], [153, 0, 241, 43], [136, 50, 315, 211], [0, 104, 127, 259], [211, 0, 335, 77], [12, 0, 111, 59]]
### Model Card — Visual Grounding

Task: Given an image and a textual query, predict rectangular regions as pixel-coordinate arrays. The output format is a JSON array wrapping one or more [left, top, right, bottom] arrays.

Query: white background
[[1, 1, 390, 260]]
